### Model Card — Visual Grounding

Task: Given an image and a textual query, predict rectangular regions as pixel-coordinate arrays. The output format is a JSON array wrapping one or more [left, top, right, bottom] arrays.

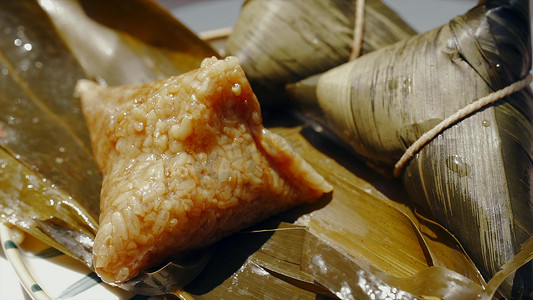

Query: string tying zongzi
[[350, 0, 366, 60], [393, 73, 533, 177]]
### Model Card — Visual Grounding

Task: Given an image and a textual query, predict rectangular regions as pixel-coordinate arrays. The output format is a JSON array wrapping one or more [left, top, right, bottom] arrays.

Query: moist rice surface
[[76, 56, 332, 284]]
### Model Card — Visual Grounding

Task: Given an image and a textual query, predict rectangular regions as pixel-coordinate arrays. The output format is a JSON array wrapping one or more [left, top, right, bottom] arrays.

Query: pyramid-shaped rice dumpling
[[75, 56, 332, 284], [288, 0, 532, 297], [224, 0, 416, 106]]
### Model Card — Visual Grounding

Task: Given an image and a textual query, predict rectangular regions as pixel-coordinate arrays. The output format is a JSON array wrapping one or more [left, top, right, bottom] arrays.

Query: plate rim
[[0, 222, 52, 300]]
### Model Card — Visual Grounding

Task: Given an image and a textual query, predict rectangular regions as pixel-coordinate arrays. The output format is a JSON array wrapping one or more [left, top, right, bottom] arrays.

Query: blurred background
[[156, 0, 481, 34]]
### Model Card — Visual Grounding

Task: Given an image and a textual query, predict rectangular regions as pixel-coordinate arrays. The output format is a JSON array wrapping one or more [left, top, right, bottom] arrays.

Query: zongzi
[[225, 0, 416, 107], [288, 0, 533, 297], [75, 56, 333, 284]]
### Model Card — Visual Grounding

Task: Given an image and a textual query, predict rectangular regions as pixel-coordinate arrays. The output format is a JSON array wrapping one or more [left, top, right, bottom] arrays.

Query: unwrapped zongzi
[[76, 56, 333, 284]]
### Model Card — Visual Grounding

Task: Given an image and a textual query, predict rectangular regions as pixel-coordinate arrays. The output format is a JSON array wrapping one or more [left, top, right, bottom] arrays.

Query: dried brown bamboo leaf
[[302, 230, 483, 300], [481, 236, 533, 300], [412, 214, 486, 287], [192, 261, 319, 300], [271, 126, 483, 285], [272, 126, 429, 278], [0, 149, 95, 265], [245, 223, 335, 297]]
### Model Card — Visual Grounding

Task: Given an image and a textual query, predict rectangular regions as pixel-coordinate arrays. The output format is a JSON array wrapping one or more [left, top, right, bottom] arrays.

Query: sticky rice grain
[[76, 56, 333, 285]]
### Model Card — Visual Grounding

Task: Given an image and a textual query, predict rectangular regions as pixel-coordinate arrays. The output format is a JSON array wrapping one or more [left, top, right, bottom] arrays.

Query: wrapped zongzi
[[288, 0, 533, 297], [225, 0, 416, 107]]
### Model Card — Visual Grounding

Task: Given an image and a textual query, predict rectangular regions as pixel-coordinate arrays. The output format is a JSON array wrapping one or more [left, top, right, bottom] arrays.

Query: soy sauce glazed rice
[[75, 56, 333, 284]]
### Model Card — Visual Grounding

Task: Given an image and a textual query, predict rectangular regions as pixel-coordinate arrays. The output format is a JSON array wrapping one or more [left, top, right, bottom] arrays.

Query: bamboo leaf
[[0, 0, 100, 266], [37, 0, 219, 85], [269, 126, 486, 298]]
